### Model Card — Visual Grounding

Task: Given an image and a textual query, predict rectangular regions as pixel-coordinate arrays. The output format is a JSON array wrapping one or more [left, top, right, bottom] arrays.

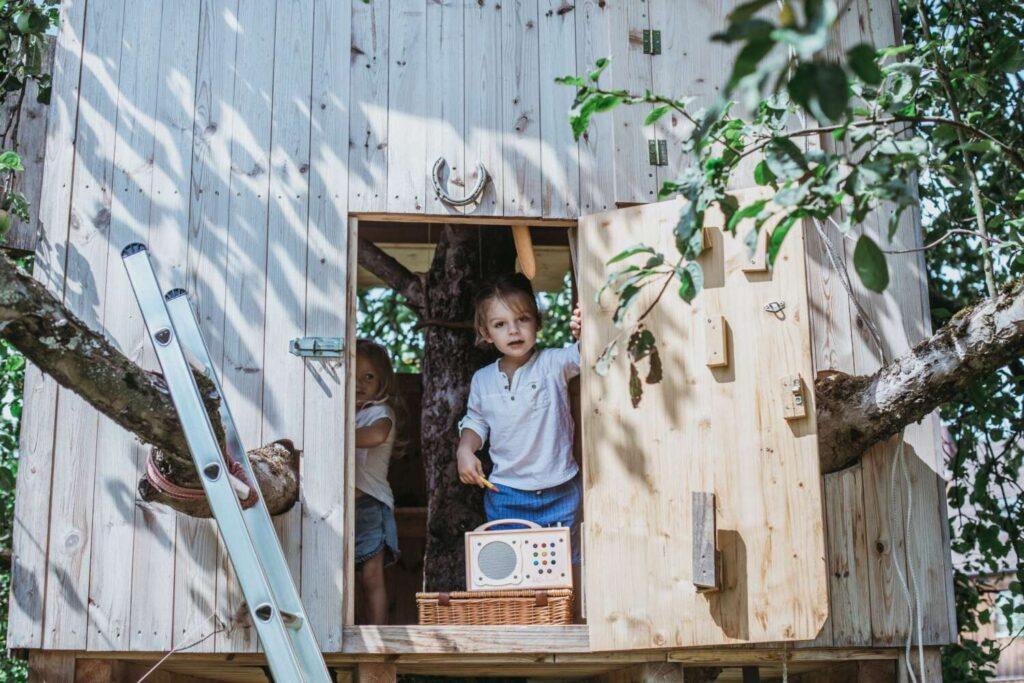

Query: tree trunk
[[420, 225, 515, 591], [0, 253, 299, 515]]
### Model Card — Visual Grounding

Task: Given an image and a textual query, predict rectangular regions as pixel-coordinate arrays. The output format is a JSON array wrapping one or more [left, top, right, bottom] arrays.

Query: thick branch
[[816, 278, 1024, 473], [0, 254, 297, 515], [357, 236, 425, 311]]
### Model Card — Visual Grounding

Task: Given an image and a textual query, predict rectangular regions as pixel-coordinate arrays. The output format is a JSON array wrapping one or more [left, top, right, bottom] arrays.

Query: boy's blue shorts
[[484, 473, 582, 564]]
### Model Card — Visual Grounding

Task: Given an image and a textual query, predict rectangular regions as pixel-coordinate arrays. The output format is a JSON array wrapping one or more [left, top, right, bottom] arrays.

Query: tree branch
[[0, 253, 298, 516], [815, 277, 1024, 473], [357, 236, 425, 311]]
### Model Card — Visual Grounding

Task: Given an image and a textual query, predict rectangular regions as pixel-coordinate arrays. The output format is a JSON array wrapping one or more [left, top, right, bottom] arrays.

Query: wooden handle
[[511, 224, 536, 280], [473, 518, 542, 532]]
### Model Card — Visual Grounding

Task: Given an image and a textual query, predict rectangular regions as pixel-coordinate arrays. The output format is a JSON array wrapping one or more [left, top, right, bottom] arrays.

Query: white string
[[812, 217, 926, 682], [135, 613, 225, 682]]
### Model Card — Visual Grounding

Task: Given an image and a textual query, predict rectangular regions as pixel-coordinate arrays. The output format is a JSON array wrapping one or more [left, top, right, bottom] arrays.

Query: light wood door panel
[[579, 191, 828, 650]]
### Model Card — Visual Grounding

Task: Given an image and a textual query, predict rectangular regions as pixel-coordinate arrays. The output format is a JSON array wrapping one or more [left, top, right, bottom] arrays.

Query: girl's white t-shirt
[[458, 343, 580, 490], [354, 400, 396, 508]]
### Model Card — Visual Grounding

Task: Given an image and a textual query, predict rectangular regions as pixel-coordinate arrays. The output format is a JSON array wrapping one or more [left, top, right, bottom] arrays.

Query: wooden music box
[[465, 519, 572, 591]]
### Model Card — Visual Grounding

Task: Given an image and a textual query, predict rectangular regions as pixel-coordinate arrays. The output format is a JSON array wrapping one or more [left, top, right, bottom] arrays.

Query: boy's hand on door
[[570, 306, 582, 340]]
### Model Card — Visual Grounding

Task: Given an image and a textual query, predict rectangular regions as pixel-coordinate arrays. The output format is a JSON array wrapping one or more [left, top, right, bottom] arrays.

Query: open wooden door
[[578, 190, 828, 650]]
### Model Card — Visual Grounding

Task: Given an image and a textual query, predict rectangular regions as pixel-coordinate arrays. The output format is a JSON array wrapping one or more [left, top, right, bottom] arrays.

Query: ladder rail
[[164, 287, 330, 677], [122, 243, 331, 683]]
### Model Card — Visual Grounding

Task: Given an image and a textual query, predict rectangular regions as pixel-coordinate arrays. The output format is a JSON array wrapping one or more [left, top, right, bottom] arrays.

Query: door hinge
[[648, 139, 668, 166], [642, 29, 662, 55], [289, 337, 344, 359]]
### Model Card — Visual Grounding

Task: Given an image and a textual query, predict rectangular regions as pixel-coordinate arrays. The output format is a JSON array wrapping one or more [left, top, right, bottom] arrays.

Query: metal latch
[[289, 337, 344, 358], [642, 29, 661, 55], [648, 139, 668, 166]]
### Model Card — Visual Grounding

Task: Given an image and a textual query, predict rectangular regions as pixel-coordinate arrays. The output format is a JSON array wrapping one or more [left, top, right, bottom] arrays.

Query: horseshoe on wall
[[431, 157, 489, 207]]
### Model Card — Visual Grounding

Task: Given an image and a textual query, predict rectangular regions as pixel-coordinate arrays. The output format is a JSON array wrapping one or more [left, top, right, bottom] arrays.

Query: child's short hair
[[472, 272, 542, 347], [355, 338, 406, 458]]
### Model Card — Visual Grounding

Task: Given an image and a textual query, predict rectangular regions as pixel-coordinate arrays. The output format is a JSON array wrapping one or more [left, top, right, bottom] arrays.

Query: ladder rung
[[123, 245, 331, 683]]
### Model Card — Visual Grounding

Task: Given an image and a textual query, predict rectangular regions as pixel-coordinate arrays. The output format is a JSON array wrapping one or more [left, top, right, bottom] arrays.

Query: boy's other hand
[[570, 305, 582, 340], [457, 449, 487, 488]]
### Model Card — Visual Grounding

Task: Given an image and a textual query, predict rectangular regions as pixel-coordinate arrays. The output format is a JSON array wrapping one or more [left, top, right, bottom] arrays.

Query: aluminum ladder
[[122, 243, 331, 683]]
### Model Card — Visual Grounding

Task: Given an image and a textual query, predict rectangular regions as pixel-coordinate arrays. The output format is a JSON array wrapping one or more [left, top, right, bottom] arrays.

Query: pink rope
[[146, 454, 205, 500], [146, 452, 259, 509]]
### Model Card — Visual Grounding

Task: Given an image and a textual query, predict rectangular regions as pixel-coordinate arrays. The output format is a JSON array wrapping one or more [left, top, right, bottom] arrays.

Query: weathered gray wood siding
[[8, 0, 954, 654]]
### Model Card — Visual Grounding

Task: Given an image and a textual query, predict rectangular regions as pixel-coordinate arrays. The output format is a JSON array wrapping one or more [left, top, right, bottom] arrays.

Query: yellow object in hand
[[480, 477, 499, 492]]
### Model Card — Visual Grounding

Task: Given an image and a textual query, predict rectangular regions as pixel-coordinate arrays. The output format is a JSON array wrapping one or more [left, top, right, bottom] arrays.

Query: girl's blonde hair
[[355, 338, 406, 459], [472, 272, 542, 348]]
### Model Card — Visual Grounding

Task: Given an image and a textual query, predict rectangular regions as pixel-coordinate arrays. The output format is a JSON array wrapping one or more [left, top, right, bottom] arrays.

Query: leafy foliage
[[357, 287, 425, 373], [0, 0, 57, 242], [561, 0, 1024, 396], [0, 278, 29, 682]]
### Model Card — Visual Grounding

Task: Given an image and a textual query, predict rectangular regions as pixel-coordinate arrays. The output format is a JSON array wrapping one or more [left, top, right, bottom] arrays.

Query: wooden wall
[[7, 0, 955, 656]]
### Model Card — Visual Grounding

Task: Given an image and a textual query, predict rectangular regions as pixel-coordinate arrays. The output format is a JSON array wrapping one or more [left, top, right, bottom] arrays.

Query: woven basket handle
[[473, 518, 542, 532]]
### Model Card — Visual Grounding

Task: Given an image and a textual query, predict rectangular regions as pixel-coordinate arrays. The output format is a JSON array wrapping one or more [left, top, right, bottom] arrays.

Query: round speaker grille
[[477, 541, 517, 580]]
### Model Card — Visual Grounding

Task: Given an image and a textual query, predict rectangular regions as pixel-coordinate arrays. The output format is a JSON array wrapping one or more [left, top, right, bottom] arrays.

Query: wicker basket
[[416, 589, 573, 625]]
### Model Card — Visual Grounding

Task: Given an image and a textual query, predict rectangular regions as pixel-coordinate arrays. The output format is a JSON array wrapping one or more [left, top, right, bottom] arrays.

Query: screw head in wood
[[155, 328, 172, 345]]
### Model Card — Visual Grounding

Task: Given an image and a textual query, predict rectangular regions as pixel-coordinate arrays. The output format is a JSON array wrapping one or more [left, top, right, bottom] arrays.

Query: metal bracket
[[648, 139, 668, 166], [643, 29, 662, 55], [289, 336, 344, 358]]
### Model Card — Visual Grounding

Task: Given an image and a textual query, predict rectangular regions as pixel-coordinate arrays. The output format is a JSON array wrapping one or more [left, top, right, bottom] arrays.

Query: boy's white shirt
[[355, 399, 396, 508], [459, 342, 580, 490]]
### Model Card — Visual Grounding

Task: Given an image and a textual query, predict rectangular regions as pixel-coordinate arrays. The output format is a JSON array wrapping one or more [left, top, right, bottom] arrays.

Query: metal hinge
[[642, 29, 661, 55], [648, 139, 668, 166], [289, 337, 344, 358]]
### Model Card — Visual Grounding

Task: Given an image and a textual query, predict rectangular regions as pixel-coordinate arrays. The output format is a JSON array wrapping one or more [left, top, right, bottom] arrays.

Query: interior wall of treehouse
[[802, 0, 956, 649], [9, 0, 352, 654]]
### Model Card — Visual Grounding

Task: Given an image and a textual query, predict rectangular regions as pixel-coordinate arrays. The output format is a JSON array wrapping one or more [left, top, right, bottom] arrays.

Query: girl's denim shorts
[[355, 494, 400, 569]]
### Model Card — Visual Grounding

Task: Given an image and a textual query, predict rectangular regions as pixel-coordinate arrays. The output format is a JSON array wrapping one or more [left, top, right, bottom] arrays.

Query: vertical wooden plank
[[181, 0, 243, 654], [3, 36, 56, 253], [212, 0, 276, 653], [86, 0, 166, 651], [303, 0, 352, 652], [822, 468, 872, 646], [8, 0, 87, 649], [348, 0, 389, 212], [261, 0, 315, 624], [647, 0, 728, 189], [575, 0, 616, 213], [501, 0, 542, 216], [607, 0, 656, 204], [127, 0, 206, 655], [423, 0, 465, 216], [344, 217, 359, 626], [386, 0, 426, 213], [43, 0, 127, 649], [538, 0, 580, 218], [465, 0, 504, 216]]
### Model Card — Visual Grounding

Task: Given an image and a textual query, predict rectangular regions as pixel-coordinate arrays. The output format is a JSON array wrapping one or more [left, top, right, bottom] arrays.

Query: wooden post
[[27, 653, 75, 683], [511, 223, 537, 279], [357, 662, 397, 683]]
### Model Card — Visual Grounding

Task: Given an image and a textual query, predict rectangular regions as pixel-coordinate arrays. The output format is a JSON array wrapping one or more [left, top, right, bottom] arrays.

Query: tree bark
[[419, 225, 516, 591], [0, 254, 298, 515], [816, 277, 1024, 473]]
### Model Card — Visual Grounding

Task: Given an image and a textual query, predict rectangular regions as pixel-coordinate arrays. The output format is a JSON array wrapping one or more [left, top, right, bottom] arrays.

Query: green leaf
[[595, 338, 619, 377], [607, 244, 656, 265], [645, 105, 671, 125], [753, 160, 776, 186], [554, 75, 584, 87], [726, 0, 776, 24], [788, 61, 849, 122], [629, 362, 643, 408], [726, 198, 768, 232], [0, 212, 10, 239], [957, 140, 998, 154], [846, 43, 883, 85], [589, 57, 610, 82], [0, 151, 24, 172], [853, 235, 889, 292], [767, 213, 800, 265], [627, 329, 657, 361], [765, 137, 808, 180]]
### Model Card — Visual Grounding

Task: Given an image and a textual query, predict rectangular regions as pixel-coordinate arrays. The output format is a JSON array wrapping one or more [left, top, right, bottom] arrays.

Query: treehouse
[[9, 0, 955, 681]]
